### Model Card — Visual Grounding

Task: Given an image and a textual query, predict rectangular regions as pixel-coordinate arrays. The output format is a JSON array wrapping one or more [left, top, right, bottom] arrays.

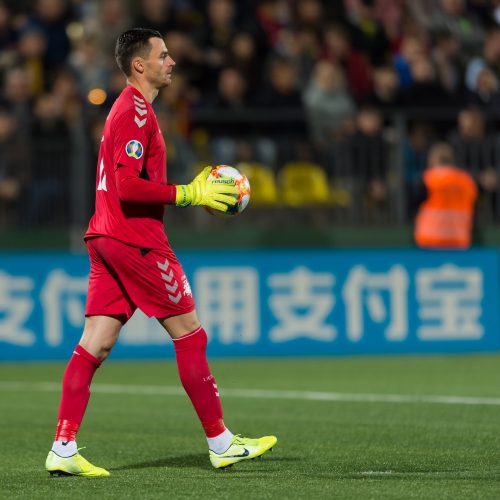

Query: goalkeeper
[[45, 28, 276, 477]]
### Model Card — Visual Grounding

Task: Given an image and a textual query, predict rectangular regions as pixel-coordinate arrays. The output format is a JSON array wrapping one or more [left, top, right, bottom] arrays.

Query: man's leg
[[160, 312, 228, 440], [159, 311, 277, 468], [46, 315, 123, 477]]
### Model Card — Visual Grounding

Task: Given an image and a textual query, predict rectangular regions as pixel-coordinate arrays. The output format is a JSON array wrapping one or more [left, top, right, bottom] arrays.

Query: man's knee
[[79, 338, 114, 362], [79, 314, 124, 361], [159, 310, 200, 339], [96, 340, 115, 361]]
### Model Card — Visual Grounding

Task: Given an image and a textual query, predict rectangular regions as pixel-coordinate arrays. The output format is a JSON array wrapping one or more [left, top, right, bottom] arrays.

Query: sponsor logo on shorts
[[125, 140, 143, 159]]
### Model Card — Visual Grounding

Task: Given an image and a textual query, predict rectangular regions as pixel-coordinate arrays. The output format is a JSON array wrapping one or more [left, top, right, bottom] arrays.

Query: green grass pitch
[[0, 354, 499, 499]]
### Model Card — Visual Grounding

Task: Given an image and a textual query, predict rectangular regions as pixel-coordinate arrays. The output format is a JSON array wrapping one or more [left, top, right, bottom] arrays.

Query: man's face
[[142, 37, 175, 89]]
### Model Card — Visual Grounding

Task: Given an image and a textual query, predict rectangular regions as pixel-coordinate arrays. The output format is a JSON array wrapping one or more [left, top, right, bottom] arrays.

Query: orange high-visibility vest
[[414, 165, 477, 249]]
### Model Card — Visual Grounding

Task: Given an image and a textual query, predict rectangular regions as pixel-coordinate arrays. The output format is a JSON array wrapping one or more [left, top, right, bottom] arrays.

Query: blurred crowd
[[2, 0, 500, 227]]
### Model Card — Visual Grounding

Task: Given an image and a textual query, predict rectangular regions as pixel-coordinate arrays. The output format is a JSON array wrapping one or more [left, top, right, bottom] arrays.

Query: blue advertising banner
[[1, 249, 499, 360]]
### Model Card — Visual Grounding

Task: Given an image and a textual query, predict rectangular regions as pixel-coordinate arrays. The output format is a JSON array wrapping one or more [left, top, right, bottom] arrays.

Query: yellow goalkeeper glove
[[176, 166, 239, 212]]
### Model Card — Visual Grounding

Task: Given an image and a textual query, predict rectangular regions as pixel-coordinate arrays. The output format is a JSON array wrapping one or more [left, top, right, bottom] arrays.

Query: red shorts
[[85, 236, 195, 321]]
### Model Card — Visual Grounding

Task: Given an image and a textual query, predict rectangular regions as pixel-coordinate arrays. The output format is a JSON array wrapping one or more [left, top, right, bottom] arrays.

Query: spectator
[[364, 64, 402, 110], [431, 30, 465, 97], [21, 92, 70, 225], [414, 141, 477, 249], [156, 109, 197, 185], [448, 107, 498, 189], [406, 0, 441, 30], [428, 0, 485, 56], [0, 110, 30, 224], [254, 56, 305, 164], [1, 67, 34, 132], [448, 106, 500, 220], [409, 0, 484, 55], [345, 0, 391, 65], [104, 66, 127, 107], [399, 56, 456, 109], [86, 0, 131, 55], [157, 70, 196, 138], [373, 0, 405, 54], [393, 35, 427, 89], [321, 23, 372, 102], [161, 30, 204, 92], [226, 30, 264, 97], [303, 60, 356, 147], [204, 66, 249, 165], [292, 0, 323, 34], [404, 121, 434, 217], [68, 35, 110, 96], [0, 1, 18, 53], [26, 0, 73, 76], [208, 66, 248, 111], [255, 0, 291, 50], [15, 26, 47, 95], [465, 27, 500, 92], [277, 26, 320, 91], [51, 67, 81, 125], [133, 0, 177, 34], [194, 0, 239, 92], [254, 56, 302, 109], [347, 106, 391, 211], [207, 66, 277, 167], [467, 67, 500, 110]]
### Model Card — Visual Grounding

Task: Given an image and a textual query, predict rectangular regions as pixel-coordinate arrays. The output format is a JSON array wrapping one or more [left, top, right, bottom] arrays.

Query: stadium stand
[[1, 0, 500, 235]]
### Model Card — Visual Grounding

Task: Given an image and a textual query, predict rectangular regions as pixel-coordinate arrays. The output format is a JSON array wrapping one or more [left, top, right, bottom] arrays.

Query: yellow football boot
[[209, 434, 277, 469], [45, 450, 110, 477]]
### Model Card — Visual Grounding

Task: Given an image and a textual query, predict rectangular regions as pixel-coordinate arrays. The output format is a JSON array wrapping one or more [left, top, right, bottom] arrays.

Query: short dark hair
[[428, 142, 455, 166], [115, 28, 163, 76]]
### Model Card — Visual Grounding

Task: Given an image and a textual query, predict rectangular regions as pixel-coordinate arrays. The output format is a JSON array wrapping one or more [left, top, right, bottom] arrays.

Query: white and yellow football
[[205, 165, 251, 216]]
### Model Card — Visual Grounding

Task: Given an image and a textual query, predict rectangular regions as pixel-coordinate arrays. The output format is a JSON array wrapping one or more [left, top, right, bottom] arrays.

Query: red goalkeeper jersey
[[85, 85, 170, 249]]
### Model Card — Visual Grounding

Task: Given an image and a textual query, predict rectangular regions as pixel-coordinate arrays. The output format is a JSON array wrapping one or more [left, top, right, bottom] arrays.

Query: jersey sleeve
[[112, 108, 152, 173], [115, 165, 177, 204]]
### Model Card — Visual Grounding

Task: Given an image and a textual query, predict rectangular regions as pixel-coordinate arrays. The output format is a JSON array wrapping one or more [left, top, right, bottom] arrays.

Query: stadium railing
[[2, 107, 500, 250]]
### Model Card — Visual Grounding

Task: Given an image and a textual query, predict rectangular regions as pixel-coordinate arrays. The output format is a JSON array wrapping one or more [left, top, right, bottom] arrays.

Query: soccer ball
[[205, 165, 251, 216]]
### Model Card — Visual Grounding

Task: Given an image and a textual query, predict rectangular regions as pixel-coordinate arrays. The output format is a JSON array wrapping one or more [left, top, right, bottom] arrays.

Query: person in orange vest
[[414, 142, 478, 249]]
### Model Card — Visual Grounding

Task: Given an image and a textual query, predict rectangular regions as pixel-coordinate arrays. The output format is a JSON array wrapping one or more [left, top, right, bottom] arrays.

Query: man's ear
[[132, 57, 144, 74]]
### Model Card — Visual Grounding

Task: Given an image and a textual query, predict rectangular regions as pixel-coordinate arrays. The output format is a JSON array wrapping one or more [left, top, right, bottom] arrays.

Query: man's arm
[[116, 165, 177, 203], [115, 165, 239, 211]]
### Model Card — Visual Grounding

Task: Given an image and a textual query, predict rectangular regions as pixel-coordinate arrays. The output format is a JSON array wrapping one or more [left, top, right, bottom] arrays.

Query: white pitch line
[[0, 381, 500, 407]]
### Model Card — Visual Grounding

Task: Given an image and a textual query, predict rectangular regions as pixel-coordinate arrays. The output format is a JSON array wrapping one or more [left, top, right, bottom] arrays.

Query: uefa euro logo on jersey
[[125, 140, 143, 159]]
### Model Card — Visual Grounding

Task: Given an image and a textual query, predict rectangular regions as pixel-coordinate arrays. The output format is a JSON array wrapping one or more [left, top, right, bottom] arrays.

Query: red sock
[[173, 327, 225, 437], [54, 344, 101, 441]]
